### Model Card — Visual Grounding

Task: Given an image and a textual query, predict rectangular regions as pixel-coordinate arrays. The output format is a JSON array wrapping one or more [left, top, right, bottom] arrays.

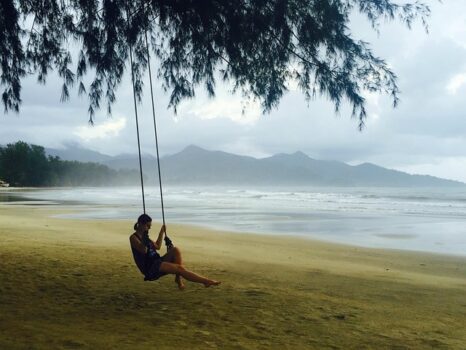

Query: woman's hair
[[134, 213, 152, 230]]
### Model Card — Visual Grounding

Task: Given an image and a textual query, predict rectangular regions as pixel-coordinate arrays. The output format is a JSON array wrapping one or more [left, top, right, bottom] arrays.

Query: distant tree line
[[0, 141, 140, 186]]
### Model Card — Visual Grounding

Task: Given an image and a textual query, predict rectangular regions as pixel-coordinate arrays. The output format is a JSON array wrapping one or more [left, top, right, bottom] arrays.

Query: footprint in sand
[[62, 340, 85, 349], [243, 289, 269, 297]]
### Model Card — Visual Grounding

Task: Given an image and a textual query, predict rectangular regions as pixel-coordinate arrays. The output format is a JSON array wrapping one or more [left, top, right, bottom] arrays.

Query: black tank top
[[130, 233, 160, 275]]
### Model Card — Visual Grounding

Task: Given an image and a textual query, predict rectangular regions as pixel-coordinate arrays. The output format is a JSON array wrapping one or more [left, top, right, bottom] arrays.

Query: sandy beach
[[1, 204, 465, 349]]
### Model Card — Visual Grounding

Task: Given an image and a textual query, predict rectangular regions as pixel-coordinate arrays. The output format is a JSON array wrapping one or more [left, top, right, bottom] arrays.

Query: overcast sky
[[1, 0, 466, 182]]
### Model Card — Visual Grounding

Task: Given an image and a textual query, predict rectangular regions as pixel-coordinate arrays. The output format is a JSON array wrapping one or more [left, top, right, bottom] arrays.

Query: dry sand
[[1, 204, 465, 349]]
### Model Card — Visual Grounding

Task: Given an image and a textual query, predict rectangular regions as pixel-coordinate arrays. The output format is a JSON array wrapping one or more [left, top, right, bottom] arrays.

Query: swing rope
[[144, 29, 173, 249], [127, 4, 173, 248], [145, 31, 165, 226], [126, 8, 146, 214]]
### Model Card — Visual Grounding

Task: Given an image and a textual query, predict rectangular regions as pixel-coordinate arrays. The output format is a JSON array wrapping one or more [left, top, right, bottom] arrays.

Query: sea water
[[3, 186, 466, 256]]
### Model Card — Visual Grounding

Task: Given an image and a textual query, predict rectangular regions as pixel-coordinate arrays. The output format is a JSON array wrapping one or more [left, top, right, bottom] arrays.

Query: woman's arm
[[130, 234, 147, 255], [153, 225, 166, 250]]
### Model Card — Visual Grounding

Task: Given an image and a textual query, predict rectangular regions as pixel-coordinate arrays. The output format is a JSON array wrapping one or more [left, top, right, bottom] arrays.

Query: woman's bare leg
[[159, 262, 220, 288], [164, 247, 184, 289]]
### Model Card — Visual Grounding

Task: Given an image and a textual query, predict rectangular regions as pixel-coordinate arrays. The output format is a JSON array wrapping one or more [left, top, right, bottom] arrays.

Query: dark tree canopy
[[0, 0, 429, 128], [0, 141, 141, 186]]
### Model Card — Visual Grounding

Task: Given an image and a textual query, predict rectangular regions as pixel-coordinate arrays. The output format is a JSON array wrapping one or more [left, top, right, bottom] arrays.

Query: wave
[[361, 193, 466, 203]]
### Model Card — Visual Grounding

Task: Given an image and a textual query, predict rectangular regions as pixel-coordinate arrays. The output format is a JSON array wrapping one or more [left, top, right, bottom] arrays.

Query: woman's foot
[[204, 280, 221, 288], [175, 276, 185, 290]]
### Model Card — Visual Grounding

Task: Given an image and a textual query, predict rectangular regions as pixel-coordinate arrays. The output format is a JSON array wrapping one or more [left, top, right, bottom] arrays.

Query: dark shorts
[[144, 255, 167, 281]]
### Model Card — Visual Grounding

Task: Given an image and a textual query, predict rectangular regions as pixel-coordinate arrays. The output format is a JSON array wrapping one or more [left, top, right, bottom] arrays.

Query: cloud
[[184, 96, 261, 126], [446, 72, 466, 95], [443, 8, 466, 49], [73, 116, 126, 141]]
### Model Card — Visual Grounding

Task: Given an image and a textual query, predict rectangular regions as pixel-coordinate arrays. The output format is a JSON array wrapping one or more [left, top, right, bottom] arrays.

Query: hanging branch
[[1, 0, 430, 128]]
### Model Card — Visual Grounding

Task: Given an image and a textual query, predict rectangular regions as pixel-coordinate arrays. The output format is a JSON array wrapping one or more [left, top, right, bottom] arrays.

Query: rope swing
[[126, 6, 173, 249], [127, 31, 146, 214]]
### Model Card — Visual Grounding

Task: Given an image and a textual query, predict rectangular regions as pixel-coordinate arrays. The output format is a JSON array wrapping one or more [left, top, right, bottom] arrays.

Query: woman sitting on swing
[[130, 214, 221, 289]]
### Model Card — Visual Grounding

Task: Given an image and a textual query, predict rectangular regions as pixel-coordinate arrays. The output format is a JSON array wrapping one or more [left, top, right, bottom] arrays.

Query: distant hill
[[45, 144, 465, 187]]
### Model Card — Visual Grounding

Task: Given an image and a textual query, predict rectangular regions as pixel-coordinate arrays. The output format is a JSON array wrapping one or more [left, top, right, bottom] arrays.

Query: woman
[[129, 214, 221, 289]]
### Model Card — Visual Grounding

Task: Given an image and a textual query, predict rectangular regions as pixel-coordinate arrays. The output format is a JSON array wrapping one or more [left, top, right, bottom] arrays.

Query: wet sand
[[1, 204, 465, 349]]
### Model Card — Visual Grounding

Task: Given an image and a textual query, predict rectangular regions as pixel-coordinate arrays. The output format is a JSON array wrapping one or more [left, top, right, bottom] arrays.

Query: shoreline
[[1, 189, 466, 258], [0, 187, 466, 256], [4, 186, 466, 258], [59, 211, 466, 259]]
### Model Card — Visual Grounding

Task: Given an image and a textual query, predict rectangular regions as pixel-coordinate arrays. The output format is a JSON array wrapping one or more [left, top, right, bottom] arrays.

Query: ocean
[[2, 186, 466, 256]]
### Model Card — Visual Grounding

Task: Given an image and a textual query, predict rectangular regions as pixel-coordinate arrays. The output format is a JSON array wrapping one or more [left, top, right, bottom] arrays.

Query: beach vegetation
[[0, 141, 140, 186]]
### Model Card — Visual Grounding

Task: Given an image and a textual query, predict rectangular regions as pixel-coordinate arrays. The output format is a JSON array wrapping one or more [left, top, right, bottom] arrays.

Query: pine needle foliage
[[0, 0, 430, 128]]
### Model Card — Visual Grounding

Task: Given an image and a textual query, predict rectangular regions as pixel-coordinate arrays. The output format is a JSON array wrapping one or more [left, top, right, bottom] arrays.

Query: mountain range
[[45, 145, 465, 187]]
